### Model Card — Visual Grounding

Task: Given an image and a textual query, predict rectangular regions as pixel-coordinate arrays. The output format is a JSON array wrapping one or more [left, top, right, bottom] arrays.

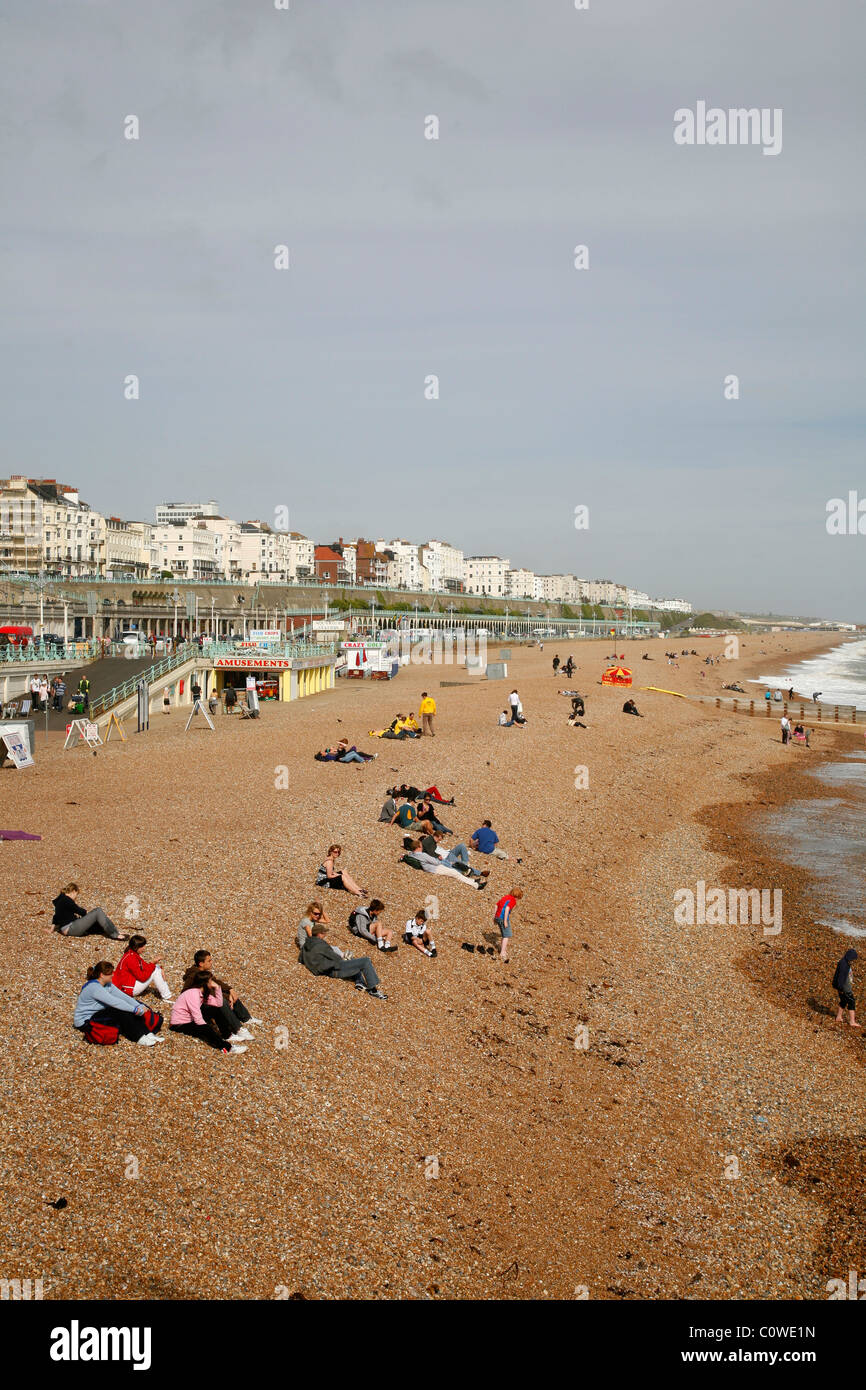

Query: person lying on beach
[[181, 951, 262, 1029], [299, 920, 387, 999], [348, 899, 397, 951], [833, 949, 860, 1028], [404, 910, 437, 957], [388, 784, 455, 806], [51, 882, 127, 941], [170, 971, 248, 1053], [112, 934, 172, 1002], [622, 700, 643, 717], [316, 844, 368, 897], [399, 840, 488, 890], [315, 742, 376, 763], [74, 961, 164, 1047]]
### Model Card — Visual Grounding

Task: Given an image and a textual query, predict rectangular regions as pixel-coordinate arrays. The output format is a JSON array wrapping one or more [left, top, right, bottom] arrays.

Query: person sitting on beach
[[430, 830, 489, 880], [181, 951, 262, 1031], [112, 934, 172, 1002], [622, 699, 643, 717], [169, 971, 248, 1053], [400, 712, 422, 737], [316, 844, 368, 898], [399, 840, 488, 890], [470, 821, 509, 860], [348, 899, 397, 951], [51, 882, 127, 941], [833, 949, 860, 1028], [299, 919, 386, 999], [74, 961, 164, 1047], [297, 900, 348, 956], [379, 792, 399, 823], [389, 798, 434, 834], [416, 797, 452, 834], [404, 909, 437, 957]]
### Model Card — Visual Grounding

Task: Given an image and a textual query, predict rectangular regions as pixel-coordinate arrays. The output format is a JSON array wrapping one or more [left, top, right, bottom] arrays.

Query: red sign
[[215, 656, 290, 670]]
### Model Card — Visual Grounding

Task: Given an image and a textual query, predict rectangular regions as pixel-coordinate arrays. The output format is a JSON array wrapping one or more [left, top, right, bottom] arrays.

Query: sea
[[752, 639, 866, 939]]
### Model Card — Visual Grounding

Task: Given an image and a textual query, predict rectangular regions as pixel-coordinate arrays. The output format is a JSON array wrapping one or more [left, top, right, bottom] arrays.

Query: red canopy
[[601, 665, 633, 687]]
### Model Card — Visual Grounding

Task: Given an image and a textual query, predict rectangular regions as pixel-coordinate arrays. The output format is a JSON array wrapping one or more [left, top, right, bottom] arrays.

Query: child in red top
[[112, 934, 172, 1001], [493, 889, 523, 962]]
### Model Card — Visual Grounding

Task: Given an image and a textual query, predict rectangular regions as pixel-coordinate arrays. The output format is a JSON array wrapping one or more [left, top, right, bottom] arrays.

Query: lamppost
[[237, 594, 246, 639], [371, 597, 377, 637], [171, 587, 181, 641], [210, 595, 215, 639]]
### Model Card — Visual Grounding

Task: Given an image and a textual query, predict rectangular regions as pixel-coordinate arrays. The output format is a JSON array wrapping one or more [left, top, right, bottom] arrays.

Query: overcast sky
[[3, 1, 863, 618]]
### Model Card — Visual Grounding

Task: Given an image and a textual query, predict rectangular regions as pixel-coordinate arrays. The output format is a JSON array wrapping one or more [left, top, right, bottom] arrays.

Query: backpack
[[140, 1008, 162, 1034], [315, 864, 330, 887], [348, 907, 369, 936], [82, 1018, 119, 1045]]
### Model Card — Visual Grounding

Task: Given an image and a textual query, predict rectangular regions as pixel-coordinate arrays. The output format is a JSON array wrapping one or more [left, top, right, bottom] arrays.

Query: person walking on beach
[[780, 714, 791, 745], [833, 948, 860, 1028], [552, 655, 560, 676], [508, 689, 521, 722], [419, 691, 436, 737], [493, 889, 522, 963]]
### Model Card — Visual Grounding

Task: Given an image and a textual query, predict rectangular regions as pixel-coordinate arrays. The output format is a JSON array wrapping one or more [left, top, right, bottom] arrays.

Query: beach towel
[[0, 830, 41, 841]]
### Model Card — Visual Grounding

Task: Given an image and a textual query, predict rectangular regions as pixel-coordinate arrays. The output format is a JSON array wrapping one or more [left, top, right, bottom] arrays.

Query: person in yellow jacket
[[419, 692, 436, 737]]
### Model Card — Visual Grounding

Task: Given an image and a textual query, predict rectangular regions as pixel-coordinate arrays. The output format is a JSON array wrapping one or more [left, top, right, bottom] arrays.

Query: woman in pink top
[[169, 971, 247, 1055]]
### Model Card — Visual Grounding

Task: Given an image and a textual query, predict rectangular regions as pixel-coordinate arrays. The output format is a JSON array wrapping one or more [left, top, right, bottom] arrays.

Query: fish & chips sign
[[214, 656, 290, 670]]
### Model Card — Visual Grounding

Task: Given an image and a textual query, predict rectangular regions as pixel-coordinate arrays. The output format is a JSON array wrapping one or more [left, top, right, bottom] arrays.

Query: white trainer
[[227, 1044, 248, 1055], [137, 1034, 159, 1046]]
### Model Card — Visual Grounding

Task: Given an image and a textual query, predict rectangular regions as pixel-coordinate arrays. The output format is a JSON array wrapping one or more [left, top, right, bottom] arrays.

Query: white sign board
[[0, 731, 34, 768], [249, 629, 282, 644]]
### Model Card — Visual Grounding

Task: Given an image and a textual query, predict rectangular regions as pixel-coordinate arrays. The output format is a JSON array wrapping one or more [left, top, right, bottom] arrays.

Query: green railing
[[0, 639, 100, 664], [89, 643, 200, 718]]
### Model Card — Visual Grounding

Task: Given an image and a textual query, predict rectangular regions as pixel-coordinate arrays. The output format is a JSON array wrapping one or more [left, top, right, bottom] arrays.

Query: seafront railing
[[0, 639, 100, 664], [89, 643, 201, 718]]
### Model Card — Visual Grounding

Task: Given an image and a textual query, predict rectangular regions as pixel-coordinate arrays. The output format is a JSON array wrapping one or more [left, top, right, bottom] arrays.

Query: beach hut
[[602, 665, 633, 687]]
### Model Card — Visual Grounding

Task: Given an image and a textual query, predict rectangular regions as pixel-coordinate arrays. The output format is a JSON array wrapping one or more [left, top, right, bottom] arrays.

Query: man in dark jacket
[[300, 922, 386, 999], [833, 948, 859, 1027]]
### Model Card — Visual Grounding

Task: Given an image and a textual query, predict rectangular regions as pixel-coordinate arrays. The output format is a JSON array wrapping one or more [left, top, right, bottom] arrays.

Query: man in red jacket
[[112, 934, 172, 1001]]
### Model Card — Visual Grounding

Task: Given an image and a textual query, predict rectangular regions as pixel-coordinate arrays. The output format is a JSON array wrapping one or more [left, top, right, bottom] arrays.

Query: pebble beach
[[1, 628, 864, 1301]]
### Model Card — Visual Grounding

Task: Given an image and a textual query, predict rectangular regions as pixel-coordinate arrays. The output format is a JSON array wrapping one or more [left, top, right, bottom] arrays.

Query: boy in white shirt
[[403, 910, 437, 957]]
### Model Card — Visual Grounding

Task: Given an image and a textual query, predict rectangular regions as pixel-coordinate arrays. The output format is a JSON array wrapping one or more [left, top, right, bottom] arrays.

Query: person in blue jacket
[[73, 961, 164, 1046]]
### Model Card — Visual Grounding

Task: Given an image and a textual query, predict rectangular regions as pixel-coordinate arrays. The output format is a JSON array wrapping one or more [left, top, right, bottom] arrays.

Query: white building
[[464, 555, 510, 597], [155, 500, 221, 526], [420, 539, 465, 593], [375, 539, 422, 591], [155, 521, 219, 581], [0, 476, 107, 577], [579, 579, 620, 606], [506, 567, 538, 600], [286, 532, 315, 581], [127, 521, 159, 576], [541, 574, 580, 604], [105, 518, 150, 579], [235, 523, 292, 581]]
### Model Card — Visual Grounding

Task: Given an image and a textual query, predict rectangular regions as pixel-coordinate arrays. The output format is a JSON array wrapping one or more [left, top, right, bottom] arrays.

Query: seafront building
[[0, 478, 692, 613]]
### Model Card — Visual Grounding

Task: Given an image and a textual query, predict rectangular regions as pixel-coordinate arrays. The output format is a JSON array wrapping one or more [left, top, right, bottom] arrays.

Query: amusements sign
[[214, 656, 291, 671]]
